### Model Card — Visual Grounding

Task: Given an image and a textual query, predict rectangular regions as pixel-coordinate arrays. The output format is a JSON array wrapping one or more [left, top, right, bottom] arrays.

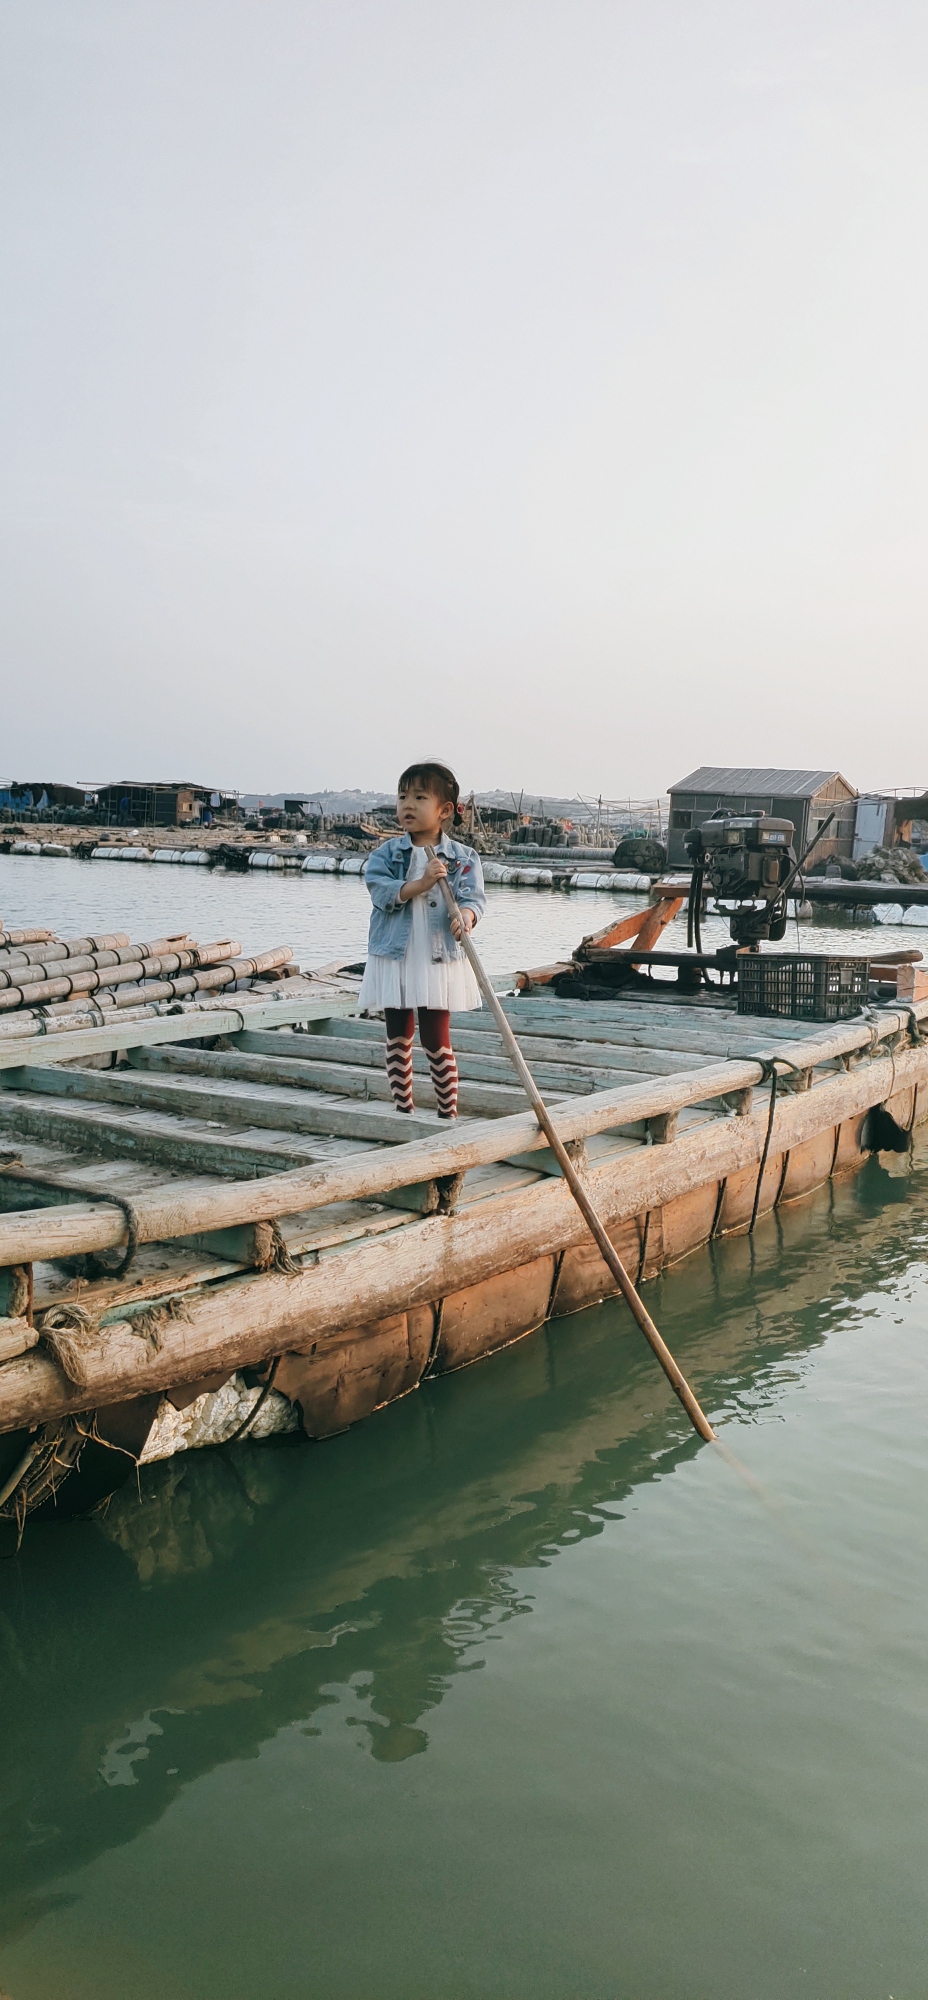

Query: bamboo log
[[0, 937, 286, 1012], [0, 1316, 38, 1363], [0, 993, 352, 1063], [300, 1018, 716, 1077], [426, 847, 715, 1441], [5, 1041, 925, 1430], [131, 1044, 531, 1113], [144, 1036, 612, 1097]]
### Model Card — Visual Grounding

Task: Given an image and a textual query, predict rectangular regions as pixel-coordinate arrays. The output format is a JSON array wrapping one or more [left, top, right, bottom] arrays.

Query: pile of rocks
[[854, 846, 928, 886]]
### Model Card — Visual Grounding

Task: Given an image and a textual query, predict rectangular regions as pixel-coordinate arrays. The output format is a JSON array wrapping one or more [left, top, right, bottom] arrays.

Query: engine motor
[[683, 812, 797, 946]]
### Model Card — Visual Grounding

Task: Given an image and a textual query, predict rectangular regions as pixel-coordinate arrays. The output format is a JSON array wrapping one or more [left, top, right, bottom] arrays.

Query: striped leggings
[[384, 1007, 458, 1119]]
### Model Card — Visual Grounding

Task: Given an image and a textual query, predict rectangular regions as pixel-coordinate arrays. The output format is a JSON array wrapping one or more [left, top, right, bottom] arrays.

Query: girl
[[358, 761, 486, 1119]]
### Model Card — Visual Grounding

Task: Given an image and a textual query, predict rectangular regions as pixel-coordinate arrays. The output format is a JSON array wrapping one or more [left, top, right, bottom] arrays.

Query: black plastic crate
[[737, 953, 870, 1021]]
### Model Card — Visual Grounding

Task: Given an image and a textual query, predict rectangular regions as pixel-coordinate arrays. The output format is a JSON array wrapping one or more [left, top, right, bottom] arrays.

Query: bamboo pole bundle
[[0, 919, 294, 1039], [0, 938, 290, 1013]]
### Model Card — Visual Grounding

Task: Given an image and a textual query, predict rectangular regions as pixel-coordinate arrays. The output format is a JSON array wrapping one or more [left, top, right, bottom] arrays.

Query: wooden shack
[[95, 783, 232, 828], [0, 782, 89, 814], [667, 767, 858, 868]]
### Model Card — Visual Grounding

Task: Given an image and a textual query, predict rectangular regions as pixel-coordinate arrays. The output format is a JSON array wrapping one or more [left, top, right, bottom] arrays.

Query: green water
[[3, 1151, 928, 1998]]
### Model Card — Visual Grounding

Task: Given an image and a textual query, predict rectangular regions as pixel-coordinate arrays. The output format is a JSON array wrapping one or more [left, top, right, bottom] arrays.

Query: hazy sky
[[2, 2, 926, 799]]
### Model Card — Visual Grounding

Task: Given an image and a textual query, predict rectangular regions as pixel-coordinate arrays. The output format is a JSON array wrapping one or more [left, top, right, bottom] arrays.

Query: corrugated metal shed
[[669, 767, 856, 798]]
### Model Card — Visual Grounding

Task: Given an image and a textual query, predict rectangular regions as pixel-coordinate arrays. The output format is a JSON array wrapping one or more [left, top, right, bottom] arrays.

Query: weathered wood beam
[[235, 1026, 603, 1090], [138, 1040, 573, 1107], [307, 1005, 823, 1057], [0, 1087, 408, 1177], [52, 1048, 524, 1120], [492, 996, 828, 1046], [293, 1015, 739, 1077], [0, 996, 355, 1071], [514, 899, 681, 988]]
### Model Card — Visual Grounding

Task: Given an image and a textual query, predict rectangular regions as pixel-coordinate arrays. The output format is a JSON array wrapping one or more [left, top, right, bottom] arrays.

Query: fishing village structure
[[1, 866, 928, 1531], [666, 768, 859, 868]]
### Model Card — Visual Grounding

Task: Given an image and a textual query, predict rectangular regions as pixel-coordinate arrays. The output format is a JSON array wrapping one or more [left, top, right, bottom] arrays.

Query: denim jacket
[[364, 833, 486, 961]]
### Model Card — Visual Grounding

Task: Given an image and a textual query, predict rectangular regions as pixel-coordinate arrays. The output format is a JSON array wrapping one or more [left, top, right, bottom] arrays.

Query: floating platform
[[2, 960, 927, 1530]]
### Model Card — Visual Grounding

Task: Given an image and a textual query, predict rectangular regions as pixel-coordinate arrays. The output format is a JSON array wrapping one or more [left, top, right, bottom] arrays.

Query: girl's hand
[[398, 856, 447, 903], [450, 908, 476, 940]]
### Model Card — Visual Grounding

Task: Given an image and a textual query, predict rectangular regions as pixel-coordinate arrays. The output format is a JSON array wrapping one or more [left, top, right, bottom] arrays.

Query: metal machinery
[[551, 806, 839, 1002], [683, 811, 797, 948]]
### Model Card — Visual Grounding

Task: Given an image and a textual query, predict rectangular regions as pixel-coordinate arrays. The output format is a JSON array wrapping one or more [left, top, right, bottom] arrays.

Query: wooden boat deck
[[2, 982, 927, 1502]]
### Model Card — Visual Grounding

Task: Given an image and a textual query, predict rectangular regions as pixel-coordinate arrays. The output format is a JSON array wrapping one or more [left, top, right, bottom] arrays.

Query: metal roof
[[669, 767, 856, 799]]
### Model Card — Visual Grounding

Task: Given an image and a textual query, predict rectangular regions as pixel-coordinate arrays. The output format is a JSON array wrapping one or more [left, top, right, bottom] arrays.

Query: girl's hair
[[397, 761, 462, 822]]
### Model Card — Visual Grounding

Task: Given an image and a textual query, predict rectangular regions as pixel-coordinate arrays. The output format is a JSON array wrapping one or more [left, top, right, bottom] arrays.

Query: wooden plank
[[577, 904, 658, 951], [0, 1089, 381, 1177], [298, 1019, 712, 1080], [481, 1014, 821, 1062], [232, 1029, 627, 1095], [494, 996, 829, 1046], [513, 899, 676, 987], [0, 1143, 186, 1209], [1, 1065, 441, 1145], [33, 1240, 241, 1315], [301, 1006, 821, 1058], [133, 1042, 547, 1113], [139, 1198, 419, 1277], [0, 996, 355, 1071], [626, 895, 685, 953], [496, 1035, 708, 1078]]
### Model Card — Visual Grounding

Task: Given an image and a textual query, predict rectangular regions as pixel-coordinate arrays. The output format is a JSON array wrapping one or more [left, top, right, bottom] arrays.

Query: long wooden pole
[[426, 846, 716, 1442]]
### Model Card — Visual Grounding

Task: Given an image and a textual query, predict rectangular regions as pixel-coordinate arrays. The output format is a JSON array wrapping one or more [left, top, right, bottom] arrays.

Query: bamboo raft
[[1, 908, 926, 1527]]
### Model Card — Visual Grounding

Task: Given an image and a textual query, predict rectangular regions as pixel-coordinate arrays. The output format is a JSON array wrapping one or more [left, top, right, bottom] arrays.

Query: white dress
[[358, 845, 482, 1014]]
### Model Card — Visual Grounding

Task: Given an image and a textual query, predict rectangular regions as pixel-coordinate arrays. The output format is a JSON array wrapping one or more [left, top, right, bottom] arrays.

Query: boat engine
[[683, 811, 797, 947]]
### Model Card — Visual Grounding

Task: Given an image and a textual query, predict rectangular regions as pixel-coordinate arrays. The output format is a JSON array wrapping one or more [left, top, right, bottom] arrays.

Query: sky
[[1, 1, 926, 800]]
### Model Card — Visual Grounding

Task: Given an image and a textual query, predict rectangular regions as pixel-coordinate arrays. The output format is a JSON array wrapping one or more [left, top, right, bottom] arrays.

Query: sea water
[[0, 846, 913, 979]]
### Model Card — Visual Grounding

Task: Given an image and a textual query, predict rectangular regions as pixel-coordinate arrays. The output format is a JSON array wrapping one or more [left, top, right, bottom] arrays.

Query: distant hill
[[237, 787, 667, 834]]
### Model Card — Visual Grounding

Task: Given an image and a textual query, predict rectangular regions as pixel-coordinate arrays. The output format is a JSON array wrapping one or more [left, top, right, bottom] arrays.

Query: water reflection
[[0, 1149, 924, 1944]]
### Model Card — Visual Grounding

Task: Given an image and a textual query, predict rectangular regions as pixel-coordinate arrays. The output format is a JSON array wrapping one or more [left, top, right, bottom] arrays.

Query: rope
[[896, 1003, 926, 1047], [545, 1248, 566, 1321], [636, 1210, 651, 1285], [224, 1356, 282, 1444], [747, 1054, 808, 1235], [422, 1296, 448, 1376], [749, 1063, 780, 1234], [0, 1165, 140, 1277]]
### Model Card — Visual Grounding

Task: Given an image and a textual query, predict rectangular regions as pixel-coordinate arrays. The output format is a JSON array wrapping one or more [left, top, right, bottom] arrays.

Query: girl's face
[[397, 783, 453, 842]]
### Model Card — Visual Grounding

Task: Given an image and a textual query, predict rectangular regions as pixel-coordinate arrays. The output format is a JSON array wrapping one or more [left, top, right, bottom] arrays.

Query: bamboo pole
[[425, 845, 716, 1442]]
